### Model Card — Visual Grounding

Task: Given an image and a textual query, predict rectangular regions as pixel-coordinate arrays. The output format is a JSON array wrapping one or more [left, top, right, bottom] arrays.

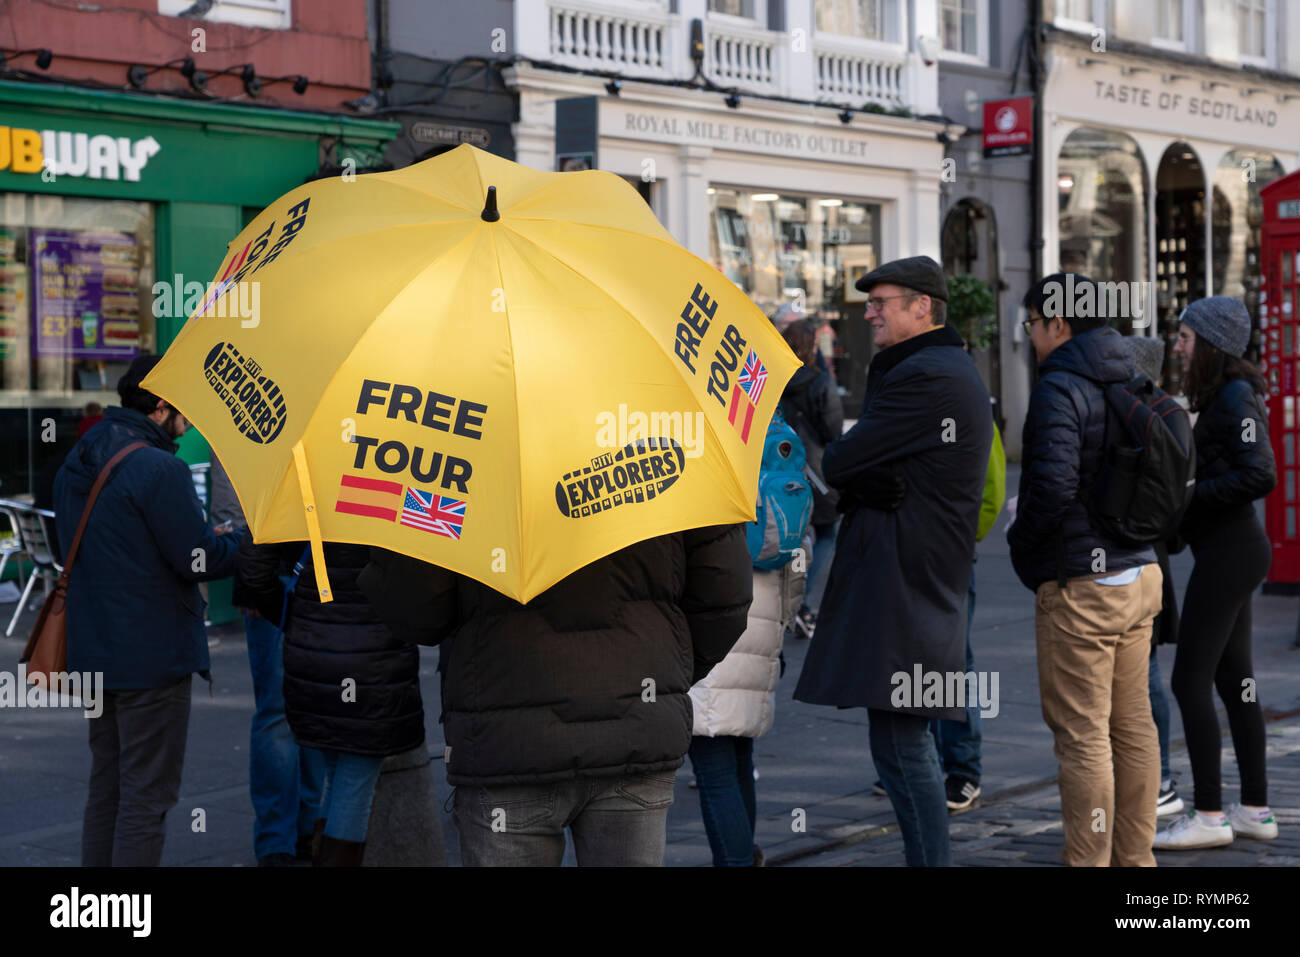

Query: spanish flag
[[334, 474, 401, 522]]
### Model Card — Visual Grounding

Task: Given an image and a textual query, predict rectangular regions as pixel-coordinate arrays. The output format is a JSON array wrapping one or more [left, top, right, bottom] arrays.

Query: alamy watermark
[[890, 665, 999, 718], [152, 274, 260, 328], [596, 404, 704, 458], [1040, 274, 1155, 328], [0, 666, 103, 718]]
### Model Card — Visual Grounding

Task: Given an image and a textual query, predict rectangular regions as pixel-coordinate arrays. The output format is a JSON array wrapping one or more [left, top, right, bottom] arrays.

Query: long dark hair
[[781, 319, 819, 369], [1183, 336, 1266, 413]]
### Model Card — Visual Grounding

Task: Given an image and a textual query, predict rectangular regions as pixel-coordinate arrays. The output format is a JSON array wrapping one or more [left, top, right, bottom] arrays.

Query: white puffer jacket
[[690, 565, 801, 738]]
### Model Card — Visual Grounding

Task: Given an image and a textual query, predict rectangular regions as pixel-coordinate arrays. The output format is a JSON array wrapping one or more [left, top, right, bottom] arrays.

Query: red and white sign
[[982, 96, 1033, 158]]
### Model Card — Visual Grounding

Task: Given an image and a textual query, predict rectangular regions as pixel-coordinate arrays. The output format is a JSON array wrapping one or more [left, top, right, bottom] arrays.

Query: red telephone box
[[1260, 171, 1300, 585]]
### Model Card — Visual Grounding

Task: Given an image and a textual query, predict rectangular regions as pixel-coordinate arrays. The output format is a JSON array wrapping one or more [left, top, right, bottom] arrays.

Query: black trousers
[[1170, 516, 1270, 811], [83, 676, 192, 866]]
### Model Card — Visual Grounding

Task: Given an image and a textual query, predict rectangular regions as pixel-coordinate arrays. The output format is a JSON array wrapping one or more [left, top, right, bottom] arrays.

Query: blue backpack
[[746, 407, 814, 569]]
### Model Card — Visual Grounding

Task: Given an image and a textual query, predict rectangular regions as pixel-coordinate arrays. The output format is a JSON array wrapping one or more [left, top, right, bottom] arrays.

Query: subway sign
[[0, 125, 160, 181]]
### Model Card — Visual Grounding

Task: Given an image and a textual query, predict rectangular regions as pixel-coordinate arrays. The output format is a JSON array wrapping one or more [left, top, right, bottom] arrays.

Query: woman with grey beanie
[[1154, 297, 1279, 850]]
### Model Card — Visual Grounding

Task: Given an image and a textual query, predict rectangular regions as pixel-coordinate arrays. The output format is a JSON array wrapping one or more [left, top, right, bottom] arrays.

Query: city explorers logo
[[556, 437, 685, 517], [202, 341, 287, 444]]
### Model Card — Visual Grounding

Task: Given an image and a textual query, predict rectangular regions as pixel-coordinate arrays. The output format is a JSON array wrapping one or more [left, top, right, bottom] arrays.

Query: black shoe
[[257, 852, 298, 867], [871, 780, 887, 796], [297, 818, 325, 863], [315, 835, 366, 867], [945, 776, 980, 812], [794, 604, 817, 640]]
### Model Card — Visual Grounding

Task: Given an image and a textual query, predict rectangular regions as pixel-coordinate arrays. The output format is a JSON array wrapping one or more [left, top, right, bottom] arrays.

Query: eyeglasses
[[865, 294, 914, 313], [1021, 316, 1045, 335]]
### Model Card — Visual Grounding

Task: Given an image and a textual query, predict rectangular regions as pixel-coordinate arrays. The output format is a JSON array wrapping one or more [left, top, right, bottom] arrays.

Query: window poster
[[31, 229, 141, 359]]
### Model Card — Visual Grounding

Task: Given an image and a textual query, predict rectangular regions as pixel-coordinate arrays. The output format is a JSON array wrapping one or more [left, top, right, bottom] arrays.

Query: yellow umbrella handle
[[291, 439, 333, 604]]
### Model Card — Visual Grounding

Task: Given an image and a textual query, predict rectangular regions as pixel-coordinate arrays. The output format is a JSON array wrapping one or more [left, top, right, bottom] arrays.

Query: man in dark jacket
[[1008, 274, 1162, 867], [793, 256, 993, 867], [54, 354, 238, 866], [357, 524, 751, 866]]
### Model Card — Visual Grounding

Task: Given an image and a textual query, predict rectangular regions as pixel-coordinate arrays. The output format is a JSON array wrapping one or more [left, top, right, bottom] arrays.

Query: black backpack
[[1087, 375, 1195, 546]]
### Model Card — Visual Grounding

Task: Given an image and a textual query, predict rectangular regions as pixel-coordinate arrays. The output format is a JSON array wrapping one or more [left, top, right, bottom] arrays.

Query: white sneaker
[[1153, 809, 1234, 850], [1156, 781, 1184, 817], [1227, 803, 1278, 840]]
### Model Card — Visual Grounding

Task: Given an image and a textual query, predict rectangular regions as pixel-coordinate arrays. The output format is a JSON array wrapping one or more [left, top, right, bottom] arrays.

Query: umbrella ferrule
[[481, 185, 500, 223]]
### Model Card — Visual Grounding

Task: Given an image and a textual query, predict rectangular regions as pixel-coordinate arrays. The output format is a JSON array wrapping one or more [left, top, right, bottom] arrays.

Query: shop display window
[[0, 194, 154, 495], [708, 185, 881, 413]]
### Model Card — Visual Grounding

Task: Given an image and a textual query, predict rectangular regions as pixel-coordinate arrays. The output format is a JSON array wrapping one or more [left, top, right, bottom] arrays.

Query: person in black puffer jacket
[[358, 524, 752, 867], [779, 318, 843, 637], [235, 537, 424, 866], [1155, 297, 1279, 851], [1009, 274, 1163, 867]]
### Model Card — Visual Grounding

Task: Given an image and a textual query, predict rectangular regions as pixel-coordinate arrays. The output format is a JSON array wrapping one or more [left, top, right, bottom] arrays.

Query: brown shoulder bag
[[20, 441, 147, 688]]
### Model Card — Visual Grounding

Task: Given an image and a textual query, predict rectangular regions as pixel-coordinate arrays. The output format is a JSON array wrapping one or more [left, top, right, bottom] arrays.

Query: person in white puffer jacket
[[688, 564, 800, 867]]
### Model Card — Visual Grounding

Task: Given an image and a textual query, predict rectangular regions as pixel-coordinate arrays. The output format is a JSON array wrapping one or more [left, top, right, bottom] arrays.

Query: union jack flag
[[738, 350, 767, 405], [727, 350, 767, 443], [400, 488, 467, 540]]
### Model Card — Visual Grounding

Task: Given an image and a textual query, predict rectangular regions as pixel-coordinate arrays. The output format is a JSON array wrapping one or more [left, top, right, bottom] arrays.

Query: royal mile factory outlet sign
[[600, 102, 876, 163]]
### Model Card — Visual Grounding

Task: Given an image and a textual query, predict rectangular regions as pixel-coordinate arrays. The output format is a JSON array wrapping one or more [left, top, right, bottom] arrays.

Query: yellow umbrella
[[143, 144, 800, 603]]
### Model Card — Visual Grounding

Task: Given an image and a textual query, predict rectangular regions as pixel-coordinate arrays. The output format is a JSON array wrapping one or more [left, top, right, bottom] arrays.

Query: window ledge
[[937, 49, 987, 66]]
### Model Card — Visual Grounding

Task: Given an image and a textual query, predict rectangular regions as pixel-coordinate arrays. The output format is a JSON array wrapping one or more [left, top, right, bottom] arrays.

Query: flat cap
[[854, 254, 948, 302]]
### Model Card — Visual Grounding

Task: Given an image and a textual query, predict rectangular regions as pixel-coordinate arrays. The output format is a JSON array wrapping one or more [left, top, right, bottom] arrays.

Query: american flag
[[401, 488, 467, 540], [738, 350, 767, 405]]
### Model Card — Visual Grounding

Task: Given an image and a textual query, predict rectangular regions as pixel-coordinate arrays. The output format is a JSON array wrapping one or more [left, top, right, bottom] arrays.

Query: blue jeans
[[1148, 649, 1171, 782], [314, 749, 386, 843], [806, 521, 838, 612], [688, 735, 756, 866], [930, 562, 982, 783], [869, 708, 952, 866], [246, 613, 325, 858]]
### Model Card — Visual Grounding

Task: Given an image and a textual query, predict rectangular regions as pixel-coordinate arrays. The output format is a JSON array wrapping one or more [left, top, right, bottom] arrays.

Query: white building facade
[[507, 0, 954, 412]]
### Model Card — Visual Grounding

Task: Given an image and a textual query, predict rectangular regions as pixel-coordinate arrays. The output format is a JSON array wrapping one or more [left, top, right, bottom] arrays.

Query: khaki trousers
[[1035, 564, 1163, 866]]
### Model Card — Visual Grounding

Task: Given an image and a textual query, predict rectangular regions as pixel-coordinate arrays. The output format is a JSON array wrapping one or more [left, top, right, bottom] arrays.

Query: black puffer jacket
[[234, 536, 424, 757], [357, 525, 751, 787], [1009, 327, 1156, 591], [780, 362, 844, 524], [1179, 376, 1276, 544]]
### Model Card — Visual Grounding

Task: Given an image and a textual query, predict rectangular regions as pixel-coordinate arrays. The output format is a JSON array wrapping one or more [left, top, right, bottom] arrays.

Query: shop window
[[1213, 149, 1284, 359], [1057, 126, 1149, 297], [158, 0, 291, 30], [1156, 142, 1207, 393], [0, 195, 154, 495], [708, 186, 882, 413]]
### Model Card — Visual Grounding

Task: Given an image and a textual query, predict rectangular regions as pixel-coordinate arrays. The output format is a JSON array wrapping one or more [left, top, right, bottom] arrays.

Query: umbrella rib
[[494, 225, 750, 514], [360, 171, 474, 212], [483, 223, 526, 595]]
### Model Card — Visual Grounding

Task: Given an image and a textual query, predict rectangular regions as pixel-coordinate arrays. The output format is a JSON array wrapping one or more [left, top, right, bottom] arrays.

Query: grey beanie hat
[[1178, 296, 1251, 358], [1123, 336, 1166, 384]]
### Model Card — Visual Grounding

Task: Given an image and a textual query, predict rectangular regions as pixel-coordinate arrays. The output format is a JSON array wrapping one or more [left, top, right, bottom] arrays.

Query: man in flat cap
[[794, 255, 993, 866]]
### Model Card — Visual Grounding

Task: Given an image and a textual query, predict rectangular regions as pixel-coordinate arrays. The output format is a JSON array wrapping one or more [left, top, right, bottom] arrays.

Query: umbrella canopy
[[143, 144, 799, 603]]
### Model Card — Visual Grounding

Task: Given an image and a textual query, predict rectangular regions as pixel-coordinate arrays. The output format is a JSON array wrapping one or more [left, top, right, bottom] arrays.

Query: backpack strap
[[277, 543, 313, 633]]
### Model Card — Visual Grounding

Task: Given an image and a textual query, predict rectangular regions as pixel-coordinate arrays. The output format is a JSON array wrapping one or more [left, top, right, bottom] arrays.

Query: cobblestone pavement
[[777, 719, 1300, 866]]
